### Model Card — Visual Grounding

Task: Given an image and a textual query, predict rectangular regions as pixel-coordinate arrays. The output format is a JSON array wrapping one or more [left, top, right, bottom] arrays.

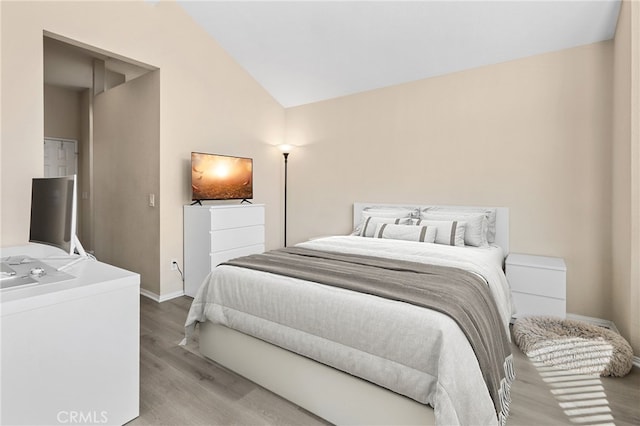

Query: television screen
[[29, 175, 77, 255], [191, 152, 253, 201]]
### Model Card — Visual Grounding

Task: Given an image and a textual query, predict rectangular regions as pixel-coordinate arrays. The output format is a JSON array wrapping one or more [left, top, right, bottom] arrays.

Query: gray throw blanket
[[223, 247, 515, 425]]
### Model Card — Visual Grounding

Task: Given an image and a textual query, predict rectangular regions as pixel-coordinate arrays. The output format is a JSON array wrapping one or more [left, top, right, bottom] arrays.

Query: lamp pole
[[283, 151, 289, 247], [278, 145, 294, 248]]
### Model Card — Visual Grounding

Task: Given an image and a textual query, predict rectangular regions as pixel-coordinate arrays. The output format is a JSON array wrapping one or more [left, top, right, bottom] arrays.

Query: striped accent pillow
[[359, 216, 412, 238], [353, 207, 418, 236], [372, 223, 437, 243], [421, 212, 488, 247], [424, 207, 497, 243], [414, 219, 466, 246]]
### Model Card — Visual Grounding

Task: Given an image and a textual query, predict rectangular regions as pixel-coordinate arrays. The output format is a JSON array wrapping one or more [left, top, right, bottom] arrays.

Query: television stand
[[55, 234, 90, 271]]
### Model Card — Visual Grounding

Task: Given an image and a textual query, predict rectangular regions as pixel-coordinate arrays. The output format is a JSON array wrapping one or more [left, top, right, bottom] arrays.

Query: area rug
[[513, 316, 633, 377]]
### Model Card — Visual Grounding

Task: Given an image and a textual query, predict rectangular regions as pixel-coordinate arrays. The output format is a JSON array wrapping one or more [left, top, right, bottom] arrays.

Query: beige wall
[[93, 71, 160, 294], [0, 1, 285, 297], [285, 42, 614, 321], [611, 0, 639, 354], [632, 1, 640, 357], [44, 84, 81, 140]]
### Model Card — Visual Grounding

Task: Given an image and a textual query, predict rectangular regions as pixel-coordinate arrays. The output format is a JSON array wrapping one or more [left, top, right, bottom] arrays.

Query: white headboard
[[353, 202, 509, 255]]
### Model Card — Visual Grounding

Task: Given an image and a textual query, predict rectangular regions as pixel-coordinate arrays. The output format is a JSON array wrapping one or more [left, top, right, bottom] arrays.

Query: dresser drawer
[[211, 244, 265, 268], [211, 225, 265, 252], [210, 206, 264, 230], [512, 291, 566, 318], [506, 264, 566, 299]]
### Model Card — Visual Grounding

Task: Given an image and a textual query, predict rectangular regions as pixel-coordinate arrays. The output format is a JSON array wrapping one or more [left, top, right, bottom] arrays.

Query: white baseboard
[[566, 313, 640, 368], [140, 288, 184, 303], [566, 313, 620, 334]]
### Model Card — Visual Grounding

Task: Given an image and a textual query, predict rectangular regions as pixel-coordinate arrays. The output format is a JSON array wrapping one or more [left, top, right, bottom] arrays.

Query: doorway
[[43, 34, 160, 289]]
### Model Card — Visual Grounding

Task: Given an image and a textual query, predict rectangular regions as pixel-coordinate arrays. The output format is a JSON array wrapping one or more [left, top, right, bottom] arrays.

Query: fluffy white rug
[[513, 316, 633, 377]]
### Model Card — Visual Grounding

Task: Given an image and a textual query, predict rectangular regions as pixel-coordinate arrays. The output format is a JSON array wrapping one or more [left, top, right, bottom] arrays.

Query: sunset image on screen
[[192, 153, 253, 200]]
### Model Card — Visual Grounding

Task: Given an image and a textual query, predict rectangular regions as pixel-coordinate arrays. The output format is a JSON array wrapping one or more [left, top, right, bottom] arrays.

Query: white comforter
[[185, 236, 513, 426]]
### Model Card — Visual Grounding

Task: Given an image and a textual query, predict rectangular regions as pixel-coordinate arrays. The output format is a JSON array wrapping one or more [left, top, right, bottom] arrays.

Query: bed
[[185, 203, 514, 426]]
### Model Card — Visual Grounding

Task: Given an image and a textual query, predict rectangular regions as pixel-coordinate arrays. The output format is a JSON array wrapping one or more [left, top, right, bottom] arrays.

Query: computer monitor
[[29, 175, 86, 260]]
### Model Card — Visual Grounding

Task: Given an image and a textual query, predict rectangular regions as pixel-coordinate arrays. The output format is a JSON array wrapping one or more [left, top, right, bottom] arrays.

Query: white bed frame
[[198, 203, 509, 425], [200, 322, 435, 425]]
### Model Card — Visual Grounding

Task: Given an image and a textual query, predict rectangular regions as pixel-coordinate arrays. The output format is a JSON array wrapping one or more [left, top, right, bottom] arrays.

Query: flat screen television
[[29, 175, 84, 256], [191, 152, 253, 202]]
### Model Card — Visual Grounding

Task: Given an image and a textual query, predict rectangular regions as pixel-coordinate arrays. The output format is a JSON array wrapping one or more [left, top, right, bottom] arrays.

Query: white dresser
[[184, 204, 265, 297], [506, 253, 567, 318]]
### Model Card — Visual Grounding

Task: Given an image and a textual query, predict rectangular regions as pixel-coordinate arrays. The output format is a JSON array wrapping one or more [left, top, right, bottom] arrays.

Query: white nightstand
[[506, 253, 566, 318]]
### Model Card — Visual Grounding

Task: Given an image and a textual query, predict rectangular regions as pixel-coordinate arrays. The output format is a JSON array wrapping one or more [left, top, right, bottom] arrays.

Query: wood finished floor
[[130, 296, 639, 425]]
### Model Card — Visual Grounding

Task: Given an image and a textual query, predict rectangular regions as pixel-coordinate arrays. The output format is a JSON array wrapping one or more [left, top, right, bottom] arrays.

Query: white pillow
[[414, 219, 466, 246], [362, 206, 418, 218], [354, 206, 418, 235], [420, 212, 488, 247], [372, 223, 437, 243], [425, 207, 497, 243], [360, 216, 412, 238]]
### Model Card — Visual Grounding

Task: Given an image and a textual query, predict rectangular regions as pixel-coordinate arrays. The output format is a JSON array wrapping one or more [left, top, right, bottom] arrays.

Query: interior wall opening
[[43, 34, 160, 292]]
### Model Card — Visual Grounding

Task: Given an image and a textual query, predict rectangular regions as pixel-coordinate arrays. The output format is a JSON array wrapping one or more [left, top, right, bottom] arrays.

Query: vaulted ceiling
[[178, 1, 621, 108]]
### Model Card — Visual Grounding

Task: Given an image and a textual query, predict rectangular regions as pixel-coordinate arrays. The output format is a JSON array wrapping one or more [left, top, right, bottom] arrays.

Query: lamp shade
[[278, 144, 295, 154]]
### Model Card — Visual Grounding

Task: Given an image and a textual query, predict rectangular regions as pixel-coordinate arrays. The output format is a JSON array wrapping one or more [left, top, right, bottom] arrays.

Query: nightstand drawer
[[506, 264, 566, 299], [506, 253, 567, 318], [512, 291, 566, 318]]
